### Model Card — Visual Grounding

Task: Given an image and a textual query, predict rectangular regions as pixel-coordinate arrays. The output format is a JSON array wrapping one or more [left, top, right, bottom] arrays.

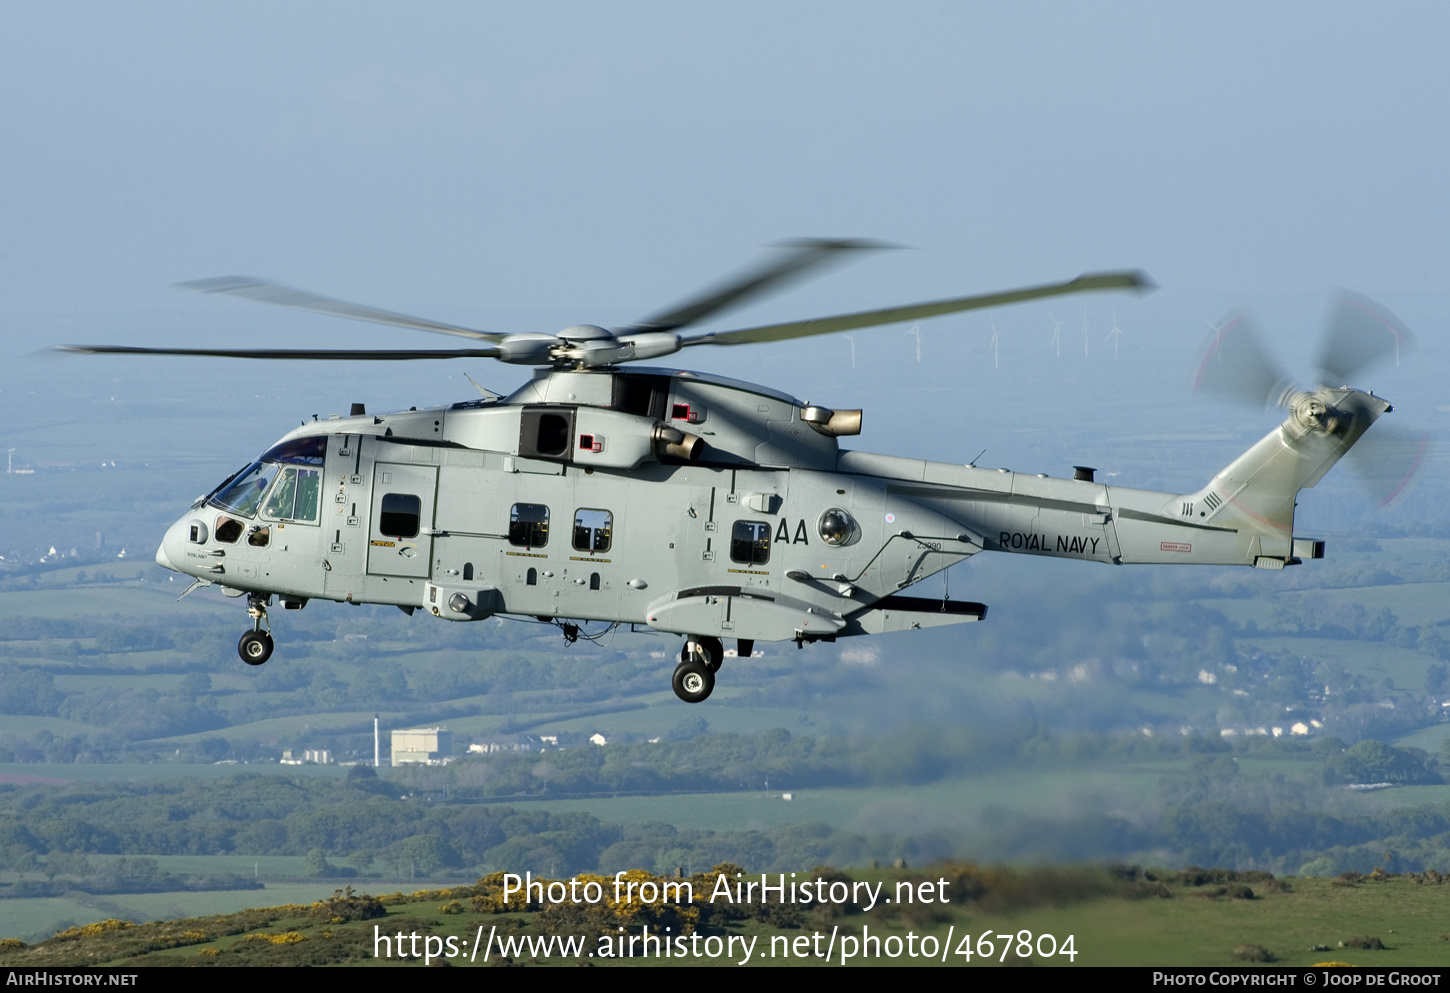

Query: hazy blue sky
[[4, 3, 1446, 308], [1, 3, 1446, 536]]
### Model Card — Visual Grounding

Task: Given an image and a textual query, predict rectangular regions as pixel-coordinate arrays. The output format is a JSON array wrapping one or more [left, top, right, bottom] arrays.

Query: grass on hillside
[[1, 865, 1446, 968]]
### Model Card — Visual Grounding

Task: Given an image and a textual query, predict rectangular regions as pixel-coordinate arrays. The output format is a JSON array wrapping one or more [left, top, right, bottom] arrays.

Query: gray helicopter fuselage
[[156, 364, 1369, 648]]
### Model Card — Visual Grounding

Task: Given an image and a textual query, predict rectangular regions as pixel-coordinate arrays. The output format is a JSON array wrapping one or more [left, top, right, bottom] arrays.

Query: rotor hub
[[557, 324, 612, 341], [1289, 391, 1329, 430]]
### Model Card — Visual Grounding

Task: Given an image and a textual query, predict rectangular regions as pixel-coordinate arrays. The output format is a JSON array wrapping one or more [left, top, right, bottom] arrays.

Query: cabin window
[[379, 493, 421, 538], [247, 526, 270, 548], [214, 517, 243, 544], [589, 572, 601, 591], [572, 509, 612, 553], [526, 567, 537, 586], [463, 563, 474, 581], [509, 503, 549, 547], [730, 520, 771, 565]]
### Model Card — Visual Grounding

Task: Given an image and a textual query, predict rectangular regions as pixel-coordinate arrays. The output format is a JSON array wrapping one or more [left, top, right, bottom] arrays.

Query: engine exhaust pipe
[[652, 424, 703, 461]]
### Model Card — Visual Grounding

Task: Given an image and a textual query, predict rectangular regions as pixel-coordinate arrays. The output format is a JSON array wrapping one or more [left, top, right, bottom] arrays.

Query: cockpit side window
[[209, 436, 327, 519], [262, 466, 322, 523]]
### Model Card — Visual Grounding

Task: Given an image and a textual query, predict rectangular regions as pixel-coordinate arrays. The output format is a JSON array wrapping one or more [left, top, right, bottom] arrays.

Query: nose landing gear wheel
[[672, 659, 714, 703], [238, 630, 274, 665]]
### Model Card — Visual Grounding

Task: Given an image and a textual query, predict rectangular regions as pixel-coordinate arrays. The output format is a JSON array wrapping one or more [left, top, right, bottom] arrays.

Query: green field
[[486, 763, 1175, 833], [0, 762, 343, 784], [996, 876, 1450, 967], [0, 883, 345, 946]]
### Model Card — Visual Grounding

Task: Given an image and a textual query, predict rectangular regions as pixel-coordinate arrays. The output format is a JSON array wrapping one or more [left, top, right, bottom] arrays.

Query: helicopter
[[61, 240, 1415, 703]]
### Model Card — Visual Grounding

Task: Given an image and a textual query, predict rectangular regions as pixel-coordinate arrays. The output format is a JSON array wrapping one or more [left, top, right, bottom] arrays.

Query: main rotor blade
[[629, 238, 894, 334], [177, 277, 504, 343], [680, 270, 1153, 347], [1189, 310, 1295, 409], [1316, 291, 1413, 386], [56, 345, 503, 360]]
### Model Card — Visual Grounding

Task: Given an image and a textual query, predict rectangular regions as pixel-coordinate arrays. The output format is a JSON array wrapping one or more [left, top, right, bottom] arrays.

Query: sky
[[1, 1, 1447, 550]]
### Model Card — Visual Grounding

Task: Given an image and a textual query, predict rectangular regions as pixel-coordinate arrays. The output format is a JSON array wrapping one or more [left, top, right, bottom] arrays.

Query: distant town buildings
[[468, 738, 535, 755], [281, 748, 332, 765]]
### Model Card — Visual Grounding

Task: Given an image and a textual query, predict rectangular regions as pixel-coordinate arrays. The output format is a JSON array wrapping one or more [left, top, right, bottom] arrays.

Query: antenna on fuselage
[[464, 373, 502, 399]]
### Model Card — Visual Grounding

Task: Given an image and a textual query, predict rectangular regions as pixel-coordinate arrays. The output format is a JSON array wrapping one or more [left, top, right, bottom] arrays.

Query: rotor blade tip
[[769, 237, 901, 252], [173, 275, 261, 294], [1130, 270, 1158, 293]]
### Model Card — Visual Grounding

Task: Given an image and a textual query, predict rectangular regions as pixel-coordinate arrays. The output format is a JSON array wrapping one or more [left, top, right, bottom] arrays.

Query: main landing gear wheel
[[681, 636, 724, 673], [672, 659, 714, 703], [238, 630, 274, 665]]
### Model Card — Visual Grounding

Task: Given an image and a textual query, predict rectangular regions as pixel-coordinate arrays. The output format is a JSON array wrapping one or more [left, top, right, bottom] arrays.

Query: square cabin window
[[730, 520, 771, 565], [379, 494, 421, 538], [509, 503, 549, 547], [573, 509, 612, 553]]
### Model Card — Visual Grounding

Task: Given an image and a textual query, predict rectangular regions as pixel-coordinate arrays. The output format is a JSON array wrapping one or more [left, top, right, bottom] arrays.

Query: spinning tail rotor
[[1190, 293, 1429, 509]]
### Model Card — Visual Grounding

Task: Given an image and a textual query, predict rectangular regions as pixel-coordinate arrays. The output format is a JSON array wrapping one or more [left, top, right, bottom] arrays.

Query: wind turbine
[[842, 333, 856, 368], [1105, 311, 1125, 360], [904, 322, 921, 362], [1081, 308, 1090, 358], [989, 320, 1000, 370], [1049, 311, 1064, 358]]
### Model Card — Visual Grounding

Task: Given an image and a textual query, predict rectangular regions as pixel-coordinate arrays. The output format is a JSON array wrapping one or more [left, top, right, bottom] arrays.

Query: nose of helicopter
[[155, 517, 187, 573]]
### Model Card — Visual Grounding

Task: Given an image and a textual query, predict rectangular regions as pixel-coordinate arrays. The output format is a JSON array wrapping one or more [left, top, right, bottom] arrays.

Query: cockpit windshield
[[260, 437, 327, 465], [210, 462, 280, 517], [208, 436, 327, 520]]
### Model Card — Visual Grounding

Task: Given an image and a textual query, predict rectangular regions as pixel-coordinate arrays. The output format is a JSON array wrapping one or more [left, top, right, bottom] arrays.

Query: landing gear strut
[[237, 593, 274, 665], [672, 635, 723, 703], [681, 636, 724, 672]]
